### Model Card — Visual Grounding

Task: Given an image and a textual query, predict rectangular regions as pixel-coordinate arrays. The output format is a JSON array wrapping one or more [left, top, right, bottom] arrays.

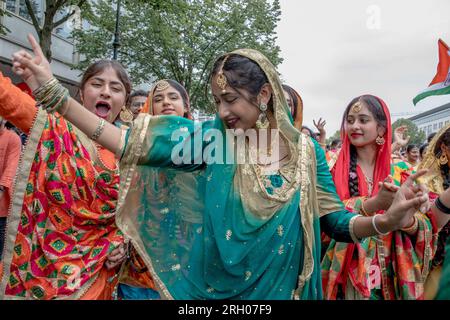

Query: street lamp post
[[113, 0, 121, 60]]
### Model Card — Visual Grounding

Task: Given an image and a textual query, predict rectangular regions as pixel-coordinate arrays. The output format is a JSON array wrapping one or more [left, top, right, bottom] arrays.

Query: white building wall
[[411, 107, 450, 137]]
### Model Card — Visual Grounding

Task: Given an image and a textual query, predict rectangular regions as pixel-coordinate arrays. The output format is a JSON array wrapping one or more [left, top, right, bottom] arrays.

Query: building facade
[[409, 102, 450, 138], [0, 0, 81, 95]]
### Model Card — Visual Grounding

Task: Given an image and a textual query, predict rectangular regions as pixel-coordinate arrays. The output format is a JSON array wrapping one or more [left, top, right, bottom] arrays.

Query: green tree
[[73, 0, 282, 113], [326, 130, 341, 145], [22, 0, 89, 61], [392, 118, 426, 145]]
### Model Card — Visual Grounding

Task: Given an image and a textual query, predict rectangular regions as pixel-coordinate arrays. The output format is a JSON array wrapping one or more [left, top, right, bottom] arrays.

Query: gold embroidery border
[[0, 109, 47, 299], [115, 115, 175, 300], [0, 111, 101, 300], [295, 134, 316, 298]]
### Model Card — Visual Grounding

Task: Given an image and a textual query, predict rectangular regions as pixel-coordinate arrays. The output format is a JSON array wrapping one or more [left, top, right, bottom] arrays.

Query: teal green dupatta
[[116, 49, 345, 299]]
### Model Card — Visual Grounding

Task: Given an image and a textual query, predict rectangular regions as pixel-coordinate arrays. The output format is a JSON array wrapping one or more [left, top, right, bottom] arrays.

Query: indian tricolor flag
[[413, 39, 450, 105]]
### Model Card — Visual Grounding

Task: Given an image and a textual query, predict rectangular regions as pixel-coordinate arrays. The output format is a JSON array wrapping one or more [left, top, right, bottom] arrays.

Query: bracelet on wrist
[[400, 215, 419, 234], [372, 214, 389, 236], [33, 77, 70, 114], [435, 197, 450, 214], [360, 199, 373, 216]]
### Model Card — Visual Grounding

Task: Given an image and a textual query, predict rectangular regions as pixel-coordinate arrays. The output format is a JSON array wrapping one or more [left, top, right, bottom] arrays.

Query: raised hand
[[384, 170, 429, 229], [11, 34, 53, 91], [313, 117, 326, 134], [393, 125, 410, 147], [373, 176, 400, 210]]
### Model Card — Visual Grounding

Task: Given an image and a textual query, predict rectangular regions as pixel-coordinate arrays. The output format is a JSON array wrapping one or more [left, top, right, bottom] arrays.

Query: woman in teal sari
[[12, 37, 428, 299]]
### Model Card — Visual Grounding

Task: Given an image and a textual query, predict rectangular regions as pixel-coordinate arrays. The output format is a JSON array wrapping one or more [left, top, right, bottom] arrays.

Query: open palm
[[394, 126, 410, 147]]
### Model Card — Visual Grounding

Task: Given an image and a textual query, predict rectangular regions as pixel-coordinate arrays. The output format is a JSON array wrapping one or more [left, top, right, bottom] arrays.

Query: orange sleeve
[[0, 131, 22, 189], [0, 72, 37, 134]]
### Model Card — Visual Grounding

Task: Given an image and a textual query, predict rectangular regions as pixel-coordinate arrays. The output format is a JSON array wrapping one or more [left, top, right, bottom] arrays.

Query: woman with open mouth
[[0, 47, 134, 299]]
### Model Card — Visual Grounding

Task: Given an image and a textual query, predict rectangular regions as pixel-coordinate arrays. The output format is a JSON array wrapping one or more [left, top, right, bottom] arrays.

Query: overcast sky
[[276, 0, 450, 135]]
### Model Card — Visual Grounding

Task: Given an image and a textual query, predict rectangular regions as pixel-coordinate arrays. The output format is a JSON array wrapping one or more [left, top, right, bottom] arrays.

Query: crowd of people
[[0, 35, 449, 300]]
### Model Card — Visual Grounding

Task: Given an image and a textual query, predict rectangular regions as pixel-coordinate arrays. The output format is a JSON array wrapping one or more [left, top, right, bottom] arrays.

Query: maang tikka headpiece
[[216, 55, 230, 94], [155, 80, 170, 92], [351, 98, 362, 113]]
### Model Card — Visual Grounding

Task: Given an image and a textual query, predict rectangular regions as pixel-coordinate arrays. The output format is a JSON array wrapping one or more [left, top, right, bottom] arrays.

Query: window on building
[[446, 120, 450, 125], [434, 123, 438, 130], [6, 0, 17, 13], [54, 6, 81, 40], [6, 0, 43, 24], [440, 122, 443, 129], [428, 125, 432, 132]]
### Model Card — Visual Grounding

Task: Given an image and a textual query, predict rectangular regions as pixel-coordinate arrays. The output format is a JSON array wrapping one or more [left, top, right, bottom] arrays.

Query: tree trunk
[[40, 26, 53, 62]]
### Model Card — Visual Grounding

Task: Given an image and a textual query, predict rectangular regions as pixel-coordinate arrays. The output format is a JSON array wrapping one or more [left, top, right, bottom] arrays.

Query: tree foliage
[[326, 130, 341, 145], [73, 0, 282, 113], [392, 118, 426, 145]]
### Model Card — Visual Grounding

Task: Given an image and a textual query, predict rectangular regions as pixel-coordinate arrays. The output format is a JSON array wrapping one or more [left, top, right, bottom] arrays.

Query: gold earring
[[256, 112, 269, 129], [375, 135, 385, 145], [439, 153, 448, 165], [119, 106, 134, 123]]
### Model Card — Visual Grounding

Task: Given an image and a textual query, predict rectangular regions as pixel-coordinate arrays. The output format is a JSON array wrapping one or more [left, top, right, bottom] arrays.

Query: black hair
[[166, 79, 190, 114], [282, 84, 299, 118], [129, 89, 148, 100], [331, 139, 341, 149], [210, 54, 272, 110], [342, 95, 387, 197], [434, 128, 450, 190], [349, 145, 359, 196], [419, 143, 428, 159], [301, 126, 318, 141], [428, 132, 437, 143], [406, 144, 419, 153]]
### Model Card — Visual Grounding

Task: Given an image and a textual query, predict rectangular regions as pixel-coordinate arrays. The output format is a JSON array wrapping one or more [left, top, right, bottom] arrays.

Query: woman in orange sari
[[0, 59, 132, 299], [322, 94, 440, 300]]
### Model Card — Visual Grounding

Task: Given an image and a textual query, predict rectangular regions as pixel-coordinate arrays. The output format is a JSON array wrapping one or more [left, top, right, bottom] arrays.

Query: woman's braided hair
[[349, 145, 359, 196]]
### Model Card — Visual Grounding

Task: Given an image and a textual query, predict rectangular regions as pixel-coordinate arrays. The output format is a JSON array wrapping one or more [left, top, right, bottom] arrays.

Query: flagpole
[[113, 0, 121, 60]]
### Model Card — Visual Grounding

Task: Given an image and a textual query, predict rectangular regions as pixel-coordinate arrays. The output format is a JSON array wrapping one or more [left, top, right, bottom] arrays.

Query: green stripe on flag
[[413, 85, 450, 105]]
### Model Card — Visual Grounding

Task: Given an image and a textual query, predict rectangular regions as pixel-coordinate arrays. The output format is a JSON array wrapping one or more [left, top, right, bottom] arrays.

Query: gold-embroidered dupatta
[[116, 49, 329, 299]]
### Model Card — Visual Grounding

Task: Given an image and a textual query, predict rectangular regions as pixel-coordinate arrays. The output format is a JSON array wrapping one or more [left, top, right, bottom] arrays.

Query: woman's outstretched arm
[[12, 34, 122, 154]]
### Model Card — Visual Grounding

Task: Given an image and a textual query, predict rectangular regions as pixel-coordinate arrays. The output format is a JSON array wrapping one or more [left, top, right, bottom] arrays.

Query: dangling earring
[[375, 135, 385, 145], [439, 153, 448, 165], [119, 106, 134, 124], [255, 103, 269, 129]]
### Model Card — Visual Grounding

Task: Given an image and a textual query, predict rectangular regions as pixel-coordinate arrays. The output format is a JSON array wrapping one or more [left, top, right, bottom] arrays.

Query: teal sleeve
[[320, 211, 356, 243], [311, 138, 357, 243], [136, 115, 218, 171]]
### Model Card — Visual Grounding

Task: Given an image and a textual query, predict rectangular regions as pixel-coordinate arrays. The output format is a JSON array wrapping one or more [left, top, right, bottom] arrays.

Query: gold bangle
[[56, 99, 70, 118], [360, 199, 371, 216], [401, 215, 418, 234], [91, 119, 106, 141]]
